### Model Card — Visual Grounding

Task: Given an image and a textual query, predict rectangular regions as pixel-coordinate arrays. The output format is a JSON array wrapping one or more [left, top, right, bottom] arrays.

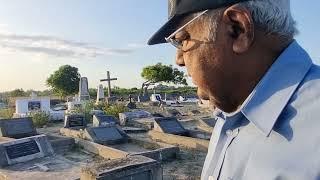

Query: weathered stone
[[81, 155, 162, 180], [93, 114, 119, 127], [85, 125, 129, 145], [153, 117, 188, 135], [64, 114, 86, 129], [119, 110, 152, 125], [0, 117, 37, 138], [0, 135, 54, 167]]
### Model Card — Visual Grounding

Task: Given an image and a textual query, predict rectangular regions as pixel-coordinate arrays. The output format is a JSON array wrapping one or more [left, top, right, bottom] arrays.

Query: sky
[[0, 0, 319, 92]]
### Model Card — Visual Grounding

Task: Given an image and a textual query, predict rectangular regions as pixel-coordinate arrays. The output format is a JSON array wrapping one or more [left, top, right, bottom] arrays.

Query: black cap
[[148, 0, 250, 45]]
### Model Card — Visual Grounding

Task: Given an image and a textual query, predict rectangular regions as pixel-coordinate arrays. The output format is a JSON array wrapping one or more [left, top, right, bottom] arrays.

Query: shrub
[[0, 108, 15, 119], [103, 103, 129, 119], [30, 111, 49, 128], [72, 101, 95, 123]]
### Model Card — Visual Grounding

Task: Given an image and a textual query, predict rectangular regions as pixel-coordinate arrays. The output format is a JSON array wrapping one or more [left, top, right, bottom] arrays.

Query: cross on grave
[[100, 71, 118, 97]]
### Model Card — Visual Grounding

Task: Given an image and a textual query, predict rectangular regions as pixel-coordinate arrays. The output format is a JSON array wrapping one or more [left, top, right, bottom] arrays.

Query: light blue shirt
[[201, 41, 320, 180]]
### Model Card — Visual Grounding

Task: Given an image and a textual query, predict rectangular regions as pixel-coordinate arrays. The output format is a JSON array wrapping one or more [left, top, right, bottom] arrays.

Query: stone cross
[[100, 71, 117, 97]]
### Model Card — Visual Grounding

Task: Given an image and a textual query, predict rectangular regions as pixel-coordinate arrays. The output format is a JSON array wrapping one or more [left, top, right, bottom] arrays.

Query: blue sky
[[0, 0, 319, 92]]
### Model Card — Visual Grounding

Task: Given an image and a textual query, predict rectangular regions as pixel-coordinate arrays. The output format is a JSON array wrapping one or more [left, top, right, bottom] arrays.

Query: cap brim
[[148, 15, 185, 45]]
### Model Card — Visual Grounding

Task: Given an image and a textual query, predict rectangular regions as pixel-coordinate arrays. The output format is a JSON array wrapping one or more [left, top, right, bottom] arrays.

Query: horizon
[[0, 0, 319, 92]]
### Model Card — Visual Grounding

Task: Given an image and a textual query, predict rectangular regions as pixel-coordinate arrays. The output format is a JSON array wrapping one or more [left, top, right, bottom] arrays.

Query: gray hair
[[200, 0, 297, 40]]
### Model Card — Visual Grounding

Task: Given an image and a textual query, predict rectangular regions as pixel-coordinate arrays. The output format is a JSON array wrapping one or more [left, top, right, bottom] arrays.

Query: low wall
[[148, 130, 209, 152]]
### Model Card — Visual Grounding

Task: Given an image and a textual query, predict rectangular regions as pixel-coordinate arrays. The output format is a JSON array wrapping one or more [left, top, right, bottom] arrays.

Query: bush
[[72, 101, 95, 123], [0, 108, 15, 119], [30, 111, 49, 128], [103, 103, 129, 119]]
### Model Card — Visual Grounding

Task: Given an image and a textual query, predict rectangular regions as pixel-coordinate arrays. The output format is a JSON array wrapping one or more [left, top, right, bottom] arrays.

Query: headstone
[[15, 97, 51, 118], [165, 108, 182, 117], [85, 126, 128, 145], [0, 135, 54, 167], [153, 117, 188, 135], [119, 110, 152, 125], [96, 84, 105, 103], [0, 118, 37, 138], [81, 155, 162, 180], [126, 94, 137, 109], [79, 77, 90, 101], [64, 114, 86, 129], [93, 114, 118, 127]]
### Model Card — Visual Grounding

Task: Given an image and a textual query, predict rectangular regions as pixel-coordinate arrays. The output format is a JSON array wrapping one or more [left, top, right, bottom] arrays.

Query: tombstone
[[93, 114, 118, 127], [96, 84, 105, 103], [165, 108, 182, 117], [14, 97, 51, 118], [64, 114, 86, 129], [119, 110, 152, 125], [138, 95, 149, 102], [0, 118, 37, 138], [81, 155, 162, 180], [0, 135, 54, 167], [100, 71, 117, 98], [85, 125, 128, 145], [126, 94, 137, 109], [153, 117, 188, 135], [79, 77, 90, 101]]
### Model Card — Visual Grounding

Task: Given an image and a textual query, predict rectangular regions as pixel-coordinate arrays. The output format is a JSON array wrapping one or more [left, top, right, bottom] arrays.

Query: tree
[[141, 63, 187, 96], [9, 89, 26, 97], [46, 65, 80, 98]]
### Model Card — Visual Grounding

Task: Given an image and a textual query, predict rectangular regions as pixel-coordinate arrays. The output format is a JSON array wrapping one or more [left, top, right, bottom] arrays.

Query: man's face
[[175, 13, 238, 111]]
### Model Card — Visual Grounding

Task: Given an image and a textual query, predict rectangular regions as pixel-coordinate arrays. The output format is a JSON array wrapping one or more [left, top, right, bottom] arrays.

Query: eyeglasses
[[165, 10, 208, 50]]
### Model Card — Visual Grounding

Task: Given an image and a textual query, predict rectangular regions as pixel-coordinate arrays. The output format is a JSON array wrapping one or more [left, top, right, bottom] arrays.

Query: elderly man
[[148, 0, 320, 180]]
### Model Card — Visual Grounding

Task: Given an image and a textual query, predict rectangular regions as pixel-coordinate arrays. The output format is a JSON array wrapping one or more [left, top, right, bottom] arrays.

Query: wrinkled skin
[[174, 5, 291, 113]]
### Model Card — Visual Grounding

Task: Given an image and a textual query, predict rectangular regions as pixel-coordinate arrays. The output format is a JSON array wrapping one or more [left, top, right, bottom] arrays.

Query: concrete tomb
[[153, 117, 188, 135], [119, 110, 152, 125], [64, 114, 87, 129], [96, 84, 105, 103], [0, 117, 37, 138], [85, 126, 128, 145], [81, 155, 162, 180], [0, 135, 54, 167], [93, 114, 118, 127]]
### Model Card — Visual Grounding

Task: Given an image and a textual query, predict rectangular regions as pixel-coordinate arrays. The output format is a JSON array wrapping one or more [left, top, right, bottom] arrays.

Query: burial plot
[[0, 134, 54, 167], [64, 114, 86, 129], [153, 117, 188, 135], [93, 114, 118, 127], [85, 126, 128, 145], [119, 110, 152, 125], [81, 155, 162, 180], [0, 117, 37, 138]]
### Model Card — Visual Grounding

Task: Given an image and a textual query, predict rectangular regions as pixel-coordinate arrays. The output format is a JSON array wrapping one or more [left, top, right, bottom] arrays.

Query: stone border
[[148, 130, 209, 152]]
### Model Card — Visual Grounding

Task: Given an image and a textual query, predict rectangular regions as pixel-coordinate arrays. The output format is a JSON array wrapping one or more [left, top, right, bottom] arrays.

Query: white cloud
[[0, 33, 135, 58]]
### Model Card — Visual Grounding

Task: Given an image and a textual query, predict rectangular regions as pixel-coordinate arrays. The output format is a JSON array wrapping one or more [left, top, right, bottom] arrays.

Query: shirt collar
[[236, 40, 313, 136]]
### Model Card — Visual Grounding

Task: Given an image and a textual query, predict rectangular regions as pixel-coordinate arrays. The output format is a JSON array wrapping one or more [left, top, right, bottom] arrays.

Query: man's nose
[[175, 50, 185, 67]]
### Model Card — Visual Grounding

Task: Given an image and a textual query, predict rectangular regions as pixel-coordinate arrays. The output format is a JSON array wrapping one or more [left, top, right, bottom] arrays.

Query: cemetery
[[0, 73, 214, 179]]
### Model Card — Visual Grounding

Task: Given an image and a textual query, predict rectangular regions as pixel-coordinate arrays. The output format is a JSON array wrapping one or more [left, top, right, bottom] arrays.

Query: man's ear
[[222, 5, 254, 53]]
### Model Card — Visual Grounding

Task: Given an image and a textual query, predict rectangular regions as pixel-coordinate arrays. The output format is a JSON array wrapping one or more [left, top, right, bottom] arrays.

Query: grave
[[153, 117, 188, 136], [119, 110, 152, 125], [0, 135, 54, 167], [81, 155, 162, 180], [64, 114, 86, 129], [93, 114, 119, 127], [96, 84, 105, 103], [79, 77, 90, 101], [85, 126, 129, 145], [0, 117, 37, 138]]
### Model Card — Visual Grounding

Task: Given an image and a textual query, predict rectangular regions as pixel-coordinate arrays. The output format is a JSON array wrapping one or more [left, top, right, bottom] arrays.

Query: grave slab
[[92, 114, 118, 127], [0, 117, 37, 138], [0, 135, 54, 167], [81, 155, 162, 180], [119, 110, 152, 125], [85, 126, 129, 145], [64, 114, 86, 129], [153, 117, 188, 135]]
